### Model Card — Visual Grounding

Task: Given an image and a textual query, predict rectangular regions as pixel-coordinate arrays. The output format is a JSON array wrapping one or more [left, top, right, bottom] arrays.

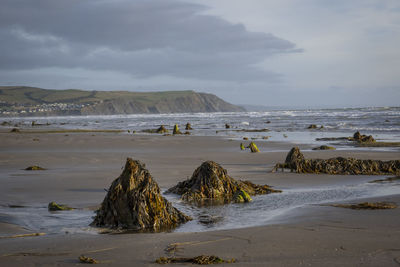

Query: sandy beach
[[0, 131, 399, 266]]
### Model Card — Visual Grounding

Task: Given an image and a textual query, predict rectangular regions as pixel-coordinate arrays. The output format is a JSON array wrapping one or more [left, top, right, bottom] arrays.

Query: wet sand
[[0, 131, 399, 266]]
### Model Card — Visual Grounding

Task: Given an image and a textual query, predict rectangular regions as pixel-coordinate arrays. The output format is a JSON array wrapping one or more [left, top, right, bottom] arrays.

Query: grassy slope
[[0, 86, 196, 105]]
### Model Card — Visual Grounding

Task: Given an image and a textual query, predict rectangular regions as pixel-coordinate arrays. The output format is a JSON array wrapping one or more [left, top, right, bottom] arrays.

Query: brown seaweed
[[273, 147, 400, 175]]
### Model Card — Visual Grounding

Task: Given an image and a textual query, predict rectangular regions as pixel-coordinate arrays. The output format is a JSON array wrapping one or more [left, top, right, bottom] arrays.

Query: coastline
[[0, 132, 399, 266]]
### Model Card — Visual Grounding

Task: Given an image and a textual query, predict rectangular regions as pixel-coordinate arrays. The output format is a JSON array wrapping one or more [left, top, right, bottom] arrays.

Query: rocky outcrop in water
[[352, 131, 375, 143], [173, 124, 182, 135], [273, 147, 400, 175], [167, 161, 281, 204], [91, 158, 191, 231]]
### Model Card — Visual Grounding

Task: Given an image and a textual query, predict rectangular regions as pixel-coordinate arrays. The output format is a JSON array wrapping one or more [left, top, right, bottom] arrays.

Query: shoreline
[[0, 132, 399, 266]]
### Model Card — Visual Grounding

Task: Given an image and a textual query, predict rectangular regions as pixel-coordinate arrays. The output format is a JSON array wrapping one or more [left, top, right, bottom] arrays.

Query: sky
[[0, 0, 399, 107]]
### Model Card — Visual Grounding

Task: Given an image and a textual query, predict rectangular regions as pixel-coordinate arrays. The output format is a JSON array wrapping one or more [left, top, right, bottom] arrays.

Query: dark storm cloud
[[0, 0, 300, 81]]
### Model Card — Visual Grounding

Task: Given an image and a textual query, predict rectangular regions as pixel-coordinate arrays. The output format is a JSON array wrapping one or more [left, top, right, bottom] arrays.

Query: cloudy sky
[[0, 0, 399, 107]]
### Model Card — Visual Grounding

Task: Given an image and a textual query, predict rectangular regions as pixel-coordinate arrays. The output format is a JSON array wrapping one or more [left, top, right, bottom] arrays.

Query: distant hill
[[0, 86, 245, 116]]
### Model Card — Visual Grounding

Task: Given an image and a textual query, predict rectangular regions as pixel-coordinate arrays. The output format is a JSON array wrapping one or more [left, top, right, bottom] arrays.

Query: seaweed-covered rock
[[167, 161, 280, 204], [233, 189, 252, 203], [173, 124, 182, 135], [91, 158, 191, 231], [307, 124, 318, 129], [10, 128, 20, 133], [156, 125, 169, 134], [247, 142, 260, 153], [273, 147, 400, 175], [352, 131, 375, 143], [25, 165, 46, 171], [48, 202, 73, 211], [312, 145, 335, 150], [225, 123, 231, 129], [185, 123, 193, 130]]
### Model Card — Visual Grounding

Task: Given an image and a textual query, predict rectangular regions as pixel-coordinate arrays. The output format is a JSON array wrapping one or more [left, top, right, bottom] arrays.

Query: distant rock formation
[[91, 158, 191, 231], [167, 161, 281, 205], [273, 147, 400, 175]]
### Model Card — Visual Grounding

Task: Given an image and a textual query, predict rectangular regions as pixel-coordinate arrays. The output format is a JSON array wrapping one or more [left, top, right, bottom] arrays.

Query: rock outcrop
[[167, 161, 281, 204], [173, 124, 182, 135], [352, 131, 375, 143], [185, 123, 193, 130], [91, 158, 191, 231], [273, 147, 400, 175], [247, 142, 260, 153]]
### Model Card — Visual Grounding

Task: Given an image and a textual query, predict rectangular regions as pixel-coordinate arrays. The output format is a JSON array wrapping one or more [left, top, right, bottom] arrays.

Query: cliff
[[0, 86, 245, 116]]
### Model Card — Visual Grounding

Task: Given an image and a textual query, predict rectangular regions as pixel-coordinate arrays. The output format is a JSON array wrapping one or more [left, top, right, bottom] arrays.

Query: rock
[[233, 189, 252, 203], [167, 161, 280, 205], [243, 137, 248, 140], [141, 125, 169, 134], [185, 123, 193, 130], [79, 255, 98, 264], [312, 145, 335, 150], [266, 121, 271, 124], [240, 143, 245, 150], [225, 123, 231, 129], [48, 202, 73, 211], [173, 124, 182, 135], [247, 142, 260, 153], [273, 147, 400, 175], [352, 131, 375, 143], [307, 124, 318, 129], [157, 125, 168, 134], [25, 165, 46, 170], [10, 128, 20, 133], [184, 131, 191, 135], [91, 158, 191, 231], [198, 214, 223, 225]]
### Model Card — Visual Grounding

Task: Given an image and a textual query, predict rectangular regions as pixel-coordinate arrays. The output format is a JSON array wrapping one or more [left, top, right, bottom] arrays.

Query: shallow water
[[1, 179, 398, 235]]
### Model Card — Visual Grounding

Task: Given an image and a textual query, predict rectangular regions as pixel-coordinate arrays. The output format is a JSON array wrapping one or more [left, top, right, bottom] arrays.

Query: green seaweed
[[48, 201, 74, 211]]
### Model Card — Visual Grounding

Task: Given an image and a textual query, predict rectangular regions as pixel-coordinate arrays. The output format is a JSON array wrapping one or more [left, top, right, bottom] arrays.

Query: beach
[[0, 131, 399, 266]]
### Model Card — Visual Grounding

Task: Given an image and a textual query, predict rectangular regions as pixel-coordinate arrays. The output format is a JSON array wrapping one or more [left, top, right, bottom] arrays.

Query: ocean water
[[3, 107, 400, 149]]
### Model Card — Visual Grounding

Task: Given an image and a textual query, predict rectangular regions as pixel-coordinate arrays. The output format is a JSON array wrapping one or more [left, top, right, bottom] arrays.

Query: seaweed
[[155, 255, 236, 264], [185, 123, 193, 130], [240, 143, 245, 150], [312, 145, 335, 150], [273, 147, 400, 175], [25, 165, 46, 171], [48, 202, 74, 211], [167, 161, 280, 205], [91, 158, 191, 231], [247, 142, 259, 153], [173, 124, 182, 135], [330, 202, 397, 210], [79, 255, 98, 264]]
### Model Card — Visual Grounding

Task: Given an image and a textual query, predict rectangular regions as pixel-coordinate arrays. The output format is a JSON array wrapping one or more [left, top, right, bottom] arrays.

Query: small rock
[[173, 124, 182, 135], [48, 202, 73, 211], [25, 165, 46, 171], [185, 123, 193, 130]]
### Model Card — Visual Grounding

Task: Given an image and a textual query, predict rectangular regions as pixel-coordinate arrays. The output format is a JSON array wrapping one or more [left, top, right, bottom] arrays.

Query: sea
[[6, 106, 400, 150], [1, 106, 400, 234]]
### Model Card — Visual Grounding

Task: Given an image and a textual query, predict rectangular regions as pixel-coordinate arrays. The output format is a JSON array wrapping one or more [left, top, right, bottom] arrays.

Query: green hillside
[[0, 86, 244, 116], [0, 86, 195, 105]]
